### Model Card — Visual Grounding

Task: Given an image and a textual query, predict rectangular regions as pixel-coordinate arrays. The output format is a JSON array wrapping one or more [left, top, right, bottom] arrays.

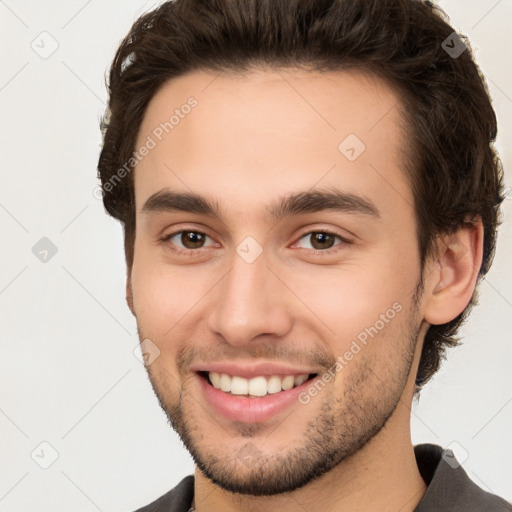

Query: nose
[[206, 249, 293, 347]]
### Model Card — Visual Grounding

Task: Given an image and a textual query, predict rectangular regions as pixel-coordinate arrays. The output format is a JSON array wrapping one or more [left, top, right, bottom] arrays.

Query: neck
[[193, 399, 427, 512]]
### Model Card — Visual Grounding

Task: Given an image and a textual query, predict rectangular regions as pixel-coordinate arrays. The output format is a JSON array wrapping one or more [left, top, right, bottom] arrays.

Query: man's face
[[130, 68, 427, 495]]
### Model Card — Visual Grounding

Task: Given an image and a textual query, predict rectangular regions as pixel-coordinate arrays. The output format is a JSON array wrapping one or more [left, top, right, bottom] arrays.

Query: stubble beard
[[141, 299, 422, 497]]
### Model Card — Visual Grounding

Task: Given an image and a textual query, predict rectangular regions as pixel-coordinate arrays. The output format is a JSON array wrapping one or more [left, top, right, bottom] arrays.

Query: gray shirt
[[133, 444, 512, 511]]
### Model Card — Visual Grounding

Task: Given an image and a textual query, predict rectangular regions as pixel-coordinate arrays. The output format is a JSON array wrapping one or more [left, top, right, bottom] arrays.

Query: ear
[[423, 219, 484, 325], [126, 273, 135, 315]]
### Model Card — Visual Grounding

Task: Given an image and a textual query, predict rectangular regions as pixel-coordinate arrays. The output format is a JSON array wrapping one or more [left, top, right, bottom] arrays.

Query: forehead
[[133, 67, 413, 221]]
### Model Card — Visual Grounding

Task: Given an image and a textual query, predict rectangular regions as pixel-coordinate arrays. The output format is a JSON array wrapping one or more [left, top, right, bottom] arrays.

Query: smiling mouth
[[198, 371, 318, 398]]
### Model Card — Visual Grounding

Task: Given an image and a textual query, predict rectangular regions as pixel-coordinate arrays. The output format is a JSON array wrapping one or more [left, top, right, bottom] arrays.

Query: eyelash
[[159, 228, 351, 256]]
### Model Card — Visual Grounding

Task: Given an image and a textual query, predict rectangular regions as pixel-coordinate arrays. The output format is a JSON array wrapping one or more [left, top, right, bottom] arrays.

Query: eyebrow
[[141, 188, 381, 222]]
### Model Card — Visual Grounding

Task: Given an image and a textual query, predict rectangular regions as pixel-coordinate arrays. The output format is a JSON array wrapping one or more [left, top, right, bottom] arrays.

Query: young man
[[98, 0, 510, 510]]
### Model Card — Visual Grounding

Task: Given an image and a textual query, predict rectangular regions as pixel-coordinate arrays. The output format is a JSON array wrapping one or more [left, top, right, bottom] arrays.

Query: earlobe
[[423, 220, 483, 325], [126, 274, 135, 315]]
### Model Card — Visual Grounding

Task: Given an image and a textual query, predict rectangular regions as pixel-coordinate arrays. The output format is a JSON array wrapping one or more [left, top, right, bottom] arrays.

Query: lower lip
[[197, 373, 316, 424]]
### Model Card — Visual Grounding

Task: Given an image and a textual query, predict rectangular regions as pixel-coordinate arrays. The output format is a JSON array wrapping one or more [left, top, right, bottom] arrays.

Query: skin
[[127, 67, 483, 512]]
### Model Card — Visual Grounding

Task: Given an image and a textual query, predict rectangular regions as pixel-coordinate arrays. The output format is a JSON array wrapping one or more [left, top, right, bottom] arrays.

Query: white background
[[0, 1, 510, 510]]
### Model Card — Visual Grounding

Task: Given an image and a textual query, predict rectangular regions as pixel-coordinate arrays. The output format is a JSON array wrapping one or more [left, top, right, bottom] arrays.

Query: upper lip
[[191, 361, 320, 379]]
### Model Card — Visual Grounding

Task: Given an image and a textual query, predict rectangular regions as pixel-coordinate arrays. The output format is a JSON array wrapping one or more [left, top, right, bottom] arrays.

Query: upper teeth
[[208, 372, 309, 397]]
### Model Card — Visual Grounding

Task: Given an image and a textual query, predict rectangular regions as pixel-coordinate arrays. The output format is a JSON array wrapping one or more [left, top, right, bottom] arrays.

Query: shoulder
[[414, 444, 512, 512], [131, 475, 194, 512]]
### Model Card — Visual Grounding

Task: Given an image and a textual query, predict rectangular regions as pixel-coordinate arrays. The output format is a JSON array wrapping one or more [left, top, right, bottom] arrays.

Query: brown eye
[[294, 230, 348, 252], [162, 230, 215, 252], [309, 232, 336, 250], [180, 231, 206, 249]]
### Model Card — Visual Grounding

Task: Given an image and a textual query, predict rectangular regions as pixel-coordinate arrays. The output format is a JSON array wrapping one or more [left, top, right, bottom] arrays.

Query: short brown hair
[[97, 0, 505, 392]]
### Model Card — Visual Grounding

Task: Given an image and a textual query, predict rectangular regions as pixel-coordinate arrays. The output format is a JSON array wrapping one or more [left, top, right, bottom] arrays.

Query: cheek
[[288, 261, 409, 338], [130, 263, 199, 385], [132, 269, 180, 331], [131, 252, 215, 339]]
